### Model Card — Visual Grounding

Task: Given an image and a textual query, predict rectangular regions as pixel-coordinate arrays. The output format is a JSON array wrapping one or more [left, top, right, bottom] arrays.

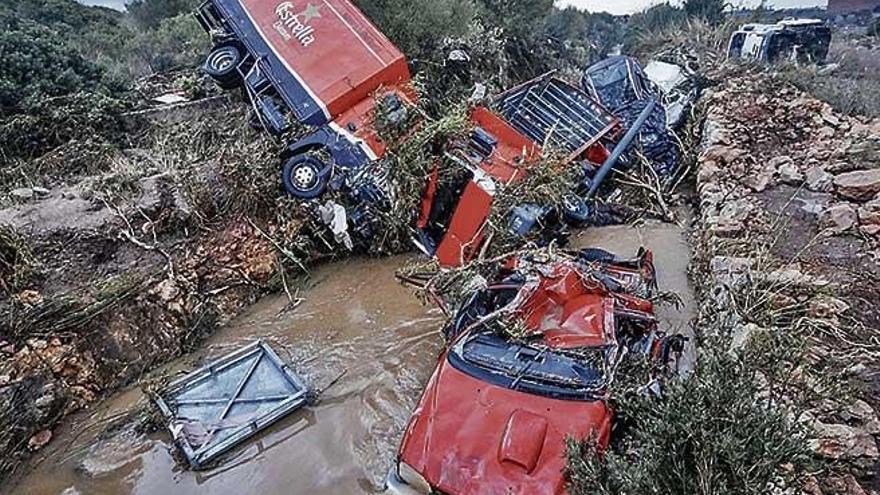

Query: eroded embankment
[[0, 99, 311, 480], [4, 256, 446, 495], [694, 73, 880, 493]]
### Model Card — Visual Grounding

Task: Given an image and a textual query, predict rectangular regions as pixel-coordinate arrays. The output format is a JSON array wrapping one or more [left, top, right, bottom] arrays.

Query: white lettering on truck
[[273, 2, 320, 47]]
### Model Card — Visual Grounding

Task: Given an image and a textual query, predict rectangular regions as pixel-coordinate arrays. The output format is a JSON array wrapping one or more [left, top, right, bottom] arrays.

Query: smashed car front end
[[388, 247, 683, 494], [388, 344, 613, 495]]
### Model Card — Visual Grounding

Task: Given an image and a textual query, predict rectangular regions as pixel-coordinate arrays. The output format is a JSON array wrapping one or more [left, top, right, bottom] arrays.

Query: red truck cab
[[414, 75, 619, 267]]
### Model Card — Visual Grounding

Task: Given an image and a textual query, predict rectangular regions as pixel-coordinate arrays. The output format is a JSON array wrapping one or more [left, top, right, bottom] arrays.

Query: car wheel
[[282, 152, 330, 199], [204, 44, 242, 89]]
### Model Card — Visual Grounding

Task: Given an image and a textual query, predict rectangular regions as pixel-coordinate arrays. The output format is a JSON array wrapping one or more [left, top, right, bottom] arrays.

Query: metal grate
[[494, 77, 616, 156], [154, 341, 309, 469]]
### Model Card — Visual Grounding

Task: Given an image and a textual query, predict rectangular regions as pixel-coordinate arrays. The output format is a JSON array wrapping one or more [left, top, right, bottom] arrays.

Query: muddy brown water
[[7, 221, 695, 495]]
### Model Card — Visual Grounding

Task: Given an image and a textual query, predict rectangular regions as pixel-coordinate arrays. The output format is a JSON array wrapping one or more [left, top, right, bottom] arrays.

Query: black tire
[[204, 44, 242, 89], [561, 193, 590, 224], [282, 152, 330, 199]]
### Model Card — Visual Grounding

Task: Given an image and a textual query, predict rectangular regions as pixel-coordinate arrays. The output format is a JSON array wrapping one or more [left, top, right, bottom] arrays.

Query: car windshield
[[448, 332, 608, 401], [591, 63, 628, 89]]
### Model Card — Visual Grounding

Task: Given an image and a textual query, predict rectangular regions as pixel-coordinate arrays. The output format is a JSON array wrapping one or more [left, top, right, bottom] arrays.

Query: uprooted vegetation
[[4, 0, 880, 491]]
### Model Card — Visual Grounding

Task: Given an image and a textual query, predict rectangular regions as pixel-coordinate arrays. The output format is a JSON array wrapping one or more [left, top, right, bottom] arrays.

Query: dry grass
[[782, 38, 880, 118]]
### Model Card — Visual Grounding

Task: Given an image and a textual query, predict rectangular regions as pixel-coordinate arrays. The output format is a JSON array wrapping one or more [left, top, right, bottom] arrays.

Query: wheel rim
[[209, 49, 237, 72], [292, 165, 318, 190]]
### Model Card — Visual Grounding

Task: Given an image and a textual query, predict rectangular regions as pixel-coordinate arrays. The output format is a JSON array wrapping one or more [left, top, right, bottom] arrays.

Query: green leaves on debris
[[567, 333, 813, 495]]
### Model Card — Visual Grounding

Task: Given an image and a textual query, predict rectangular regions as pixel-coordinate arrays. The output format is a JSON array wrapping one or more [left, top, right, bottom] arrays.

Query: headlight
[[397, 460, 432, 494]]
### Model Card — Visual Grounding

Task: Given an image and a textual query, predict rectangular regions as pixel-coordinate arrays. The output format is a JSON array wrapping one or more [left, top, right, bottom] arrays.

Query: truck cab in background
[[727, 18, 832, 64]]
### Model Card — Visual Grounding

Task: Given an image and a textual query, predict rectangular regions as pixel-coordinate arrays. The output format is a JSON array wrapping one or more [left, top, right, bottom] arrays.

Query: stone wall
[[694, 73, 880, 494]]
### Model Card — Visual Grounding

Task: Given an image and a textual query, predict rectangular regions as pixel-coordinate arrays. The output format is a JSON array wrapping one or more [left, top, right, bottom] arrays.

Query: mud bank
[[4, 222, 697, 495], [0, 100, 302, 481], [693, 74, 880, 494]]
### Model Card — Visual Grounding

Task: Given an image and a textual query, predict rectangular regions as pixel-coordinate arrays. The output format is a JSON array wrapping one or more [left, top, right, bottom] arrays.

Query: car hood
[[399, 354, 612, 495]]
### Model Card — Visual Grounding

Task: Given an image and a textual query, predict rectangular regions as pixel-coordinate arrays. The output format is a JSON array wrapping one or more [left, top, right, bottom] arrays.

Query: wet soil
[[759, 185, 880, 330], [5, 221, 696, 495]]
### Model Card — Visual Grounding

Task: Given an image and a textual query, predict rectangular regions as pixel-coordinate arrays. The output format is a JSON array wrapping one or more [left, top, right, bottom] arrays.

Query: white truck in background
[[727, 19, 832, 64]]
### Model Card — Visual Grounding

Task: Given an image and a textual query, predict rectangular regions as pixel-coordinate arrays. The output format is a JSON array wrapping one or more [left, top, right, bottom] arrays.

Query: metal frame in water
[[153, 340, 309, 469]]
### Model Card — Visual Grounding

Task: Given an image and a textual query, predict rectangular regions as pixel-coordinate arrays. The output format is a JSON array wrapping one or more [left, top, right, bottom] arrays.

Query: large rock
[[778, 162, 804, 185], [820, 474, 868, 495], [820, 203, 857, 233], [744, 166, 776, 192], [806, 166, 834, 192], [834, 169, 880, 202], [846, 137, 880, 168], [810, 421, 879, 460]]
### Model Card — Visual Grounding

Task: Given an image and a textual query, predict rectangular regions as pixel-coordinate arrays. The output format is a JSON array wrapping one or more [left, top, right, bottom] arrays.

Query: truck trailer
[[194, 0, 414, 200]]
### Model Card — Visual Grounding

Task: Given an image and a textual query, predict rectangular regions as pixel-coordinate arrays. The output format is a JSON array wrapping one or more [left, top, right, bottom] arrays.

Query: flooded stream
[[6, 220, 696, 495]]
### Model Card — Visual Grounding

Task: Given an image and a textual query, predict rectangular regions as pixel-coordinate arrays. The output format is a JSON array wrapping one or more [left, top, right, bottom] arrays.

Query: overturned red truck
[[195, 0, 630, 267]]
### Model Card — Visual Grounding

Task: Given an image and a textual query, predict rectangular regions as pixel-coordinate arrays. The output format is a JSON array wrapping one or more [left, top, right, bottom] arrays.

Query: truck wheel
[[282, 153, 330, 199], [204, 44, 242, 89]]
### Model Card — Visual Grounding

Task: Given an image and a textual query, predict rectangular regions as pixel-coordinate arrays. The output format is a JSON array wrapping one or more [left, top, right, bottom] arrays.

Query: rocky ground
[[695, 72, 880, 494]]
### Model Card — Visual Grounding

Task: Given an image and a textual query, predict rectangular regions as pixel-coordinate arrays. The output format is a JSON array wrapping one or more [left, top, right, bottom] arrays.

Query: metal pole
[[587, 98, 657, 198]]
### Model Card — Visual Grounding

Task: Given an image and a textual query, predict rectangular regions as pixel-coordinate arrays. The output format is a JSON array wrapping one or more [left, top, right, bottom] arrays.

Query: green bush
[[357, 0, 478, 60], [683, 0, 727, 25], [126, 13, 211, 75], [0, 92, 127, 162], [869, 18, 880, 38], [567, 335, 812, 495], [0, 22, 106, 112], [127, 0, 198, 29]]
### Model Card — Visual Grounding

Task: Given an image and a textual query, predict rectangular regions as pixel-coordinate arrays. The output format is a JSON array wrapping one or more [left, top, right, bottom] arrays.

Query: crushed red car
[[386, 247, 684, 495]]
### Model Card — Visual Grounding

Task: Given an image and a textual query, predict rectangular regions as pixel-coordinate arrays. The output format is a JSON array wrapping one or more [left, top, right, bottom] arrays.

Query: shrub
[[567, 334, 813, 495], [126, 13, 211, 75], [126, 0, 198, 30], [0, 22, 106, 112], [683, 0, 727, 25], [782, 40, 880, 118], [786, 71, 880, 118], [357, 0, 478, 61], [0, 92, 127, 162]]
